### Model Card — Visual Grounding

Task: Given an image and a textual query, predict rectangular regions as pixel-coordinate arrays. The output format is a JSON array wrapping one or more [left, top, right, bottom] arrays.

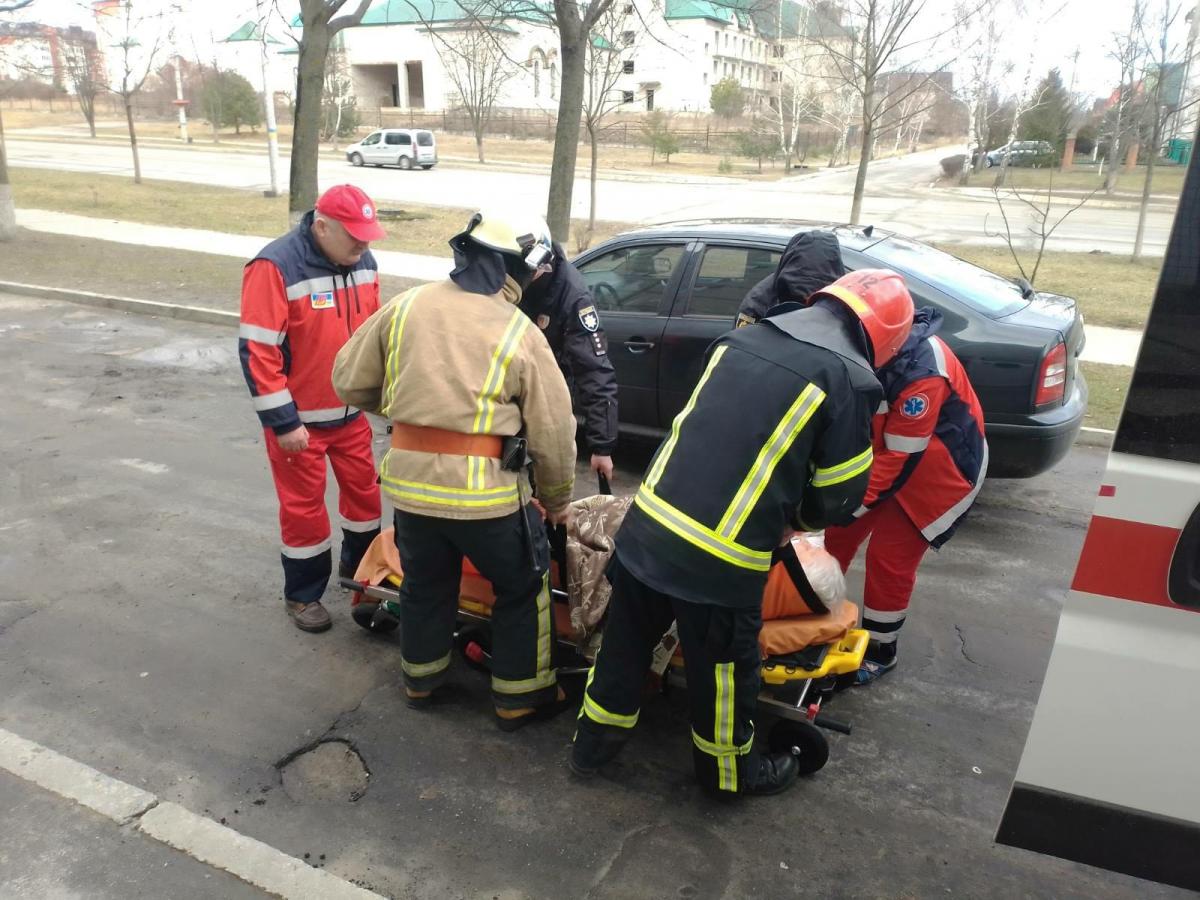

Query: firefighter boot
[[743, 751, 800, 797]]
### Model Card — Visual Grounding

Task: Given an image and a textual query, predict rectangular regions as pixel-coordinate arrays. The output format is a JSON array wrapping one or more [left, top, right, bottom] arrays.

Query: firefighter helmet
[[810, 269, 914, 368], [457, 208, 553, 271]]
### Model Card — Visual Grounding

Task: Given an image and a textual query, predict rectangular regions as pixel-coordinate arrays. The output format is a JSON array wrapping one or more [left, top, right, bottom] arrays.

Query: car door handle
[[623, 340, 655, 353]]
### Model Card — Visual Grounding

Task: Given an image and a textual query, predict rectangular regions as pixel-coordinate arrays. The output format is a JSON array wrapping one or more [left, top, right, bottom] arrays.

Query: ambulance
[[996, 142, 1200, 891]]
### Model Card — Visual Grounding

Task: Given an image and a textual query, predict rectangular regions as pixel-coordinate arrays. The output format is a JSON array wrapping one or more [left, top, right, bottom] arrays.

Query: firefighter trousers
[[264, 415, 382, 605], [824, 498, 929, 645], [573, 558, 762, 794], [392, 506, 558, 710]]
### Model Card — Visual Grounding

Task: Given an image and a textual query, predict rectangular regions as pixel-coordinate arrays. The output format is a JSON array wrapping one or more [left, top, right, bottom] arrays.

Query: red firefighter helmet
[[809, 269, 915, 368]]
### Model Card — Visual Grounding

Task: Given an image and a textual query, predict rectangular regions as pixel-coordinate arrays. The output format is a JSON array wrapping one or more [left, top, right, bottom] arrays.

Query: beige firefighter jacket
[[332, 276, 576, 520]]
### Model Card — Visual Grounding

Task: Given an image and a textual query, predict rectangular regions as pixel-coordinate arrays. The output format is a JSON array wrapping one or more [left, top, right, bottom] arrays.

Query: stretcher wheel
[[351, 598, 400, 634], [768, 719, 829, 775], [455, 625, 492, 674]]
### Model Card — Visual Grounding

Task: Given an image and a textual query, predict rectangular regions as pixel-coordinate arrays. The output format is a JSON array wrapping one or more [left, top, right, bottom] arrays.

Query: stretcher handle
[[813, 713, 852, 735]]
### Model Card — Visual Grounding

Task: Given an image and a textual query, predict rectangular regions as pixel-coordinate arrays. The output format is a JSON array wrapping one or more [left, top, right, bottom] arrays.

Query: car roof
[[599, 219, 887, 252]]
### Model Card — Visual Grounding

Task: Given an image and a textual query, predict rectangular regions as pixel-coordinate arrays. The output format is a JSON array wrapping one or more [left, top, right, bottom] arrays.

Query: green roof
[[345, 0, 552, 26], [591, 33, 614, 50], [663, 0, 809, 39], [221, 21, 283, 44]]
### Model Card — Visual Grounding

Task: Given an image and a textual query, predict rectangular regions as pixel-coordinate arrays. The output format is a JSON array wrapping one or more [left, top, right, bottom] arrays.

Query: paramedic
[[332, 209, 579, 731], [239, 184, 385, 633], [571, 270, 915, 796], [824, 306, 987, 683], [735, 230, 846, 327], [518, 242, 619, 481]]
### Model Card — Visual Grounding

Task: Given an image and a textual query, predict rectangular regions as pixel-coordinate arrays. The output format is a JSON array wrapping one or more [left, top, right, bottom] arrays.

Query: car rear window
[[416, 131, 434, 146], [865, 237, 1027, 318]]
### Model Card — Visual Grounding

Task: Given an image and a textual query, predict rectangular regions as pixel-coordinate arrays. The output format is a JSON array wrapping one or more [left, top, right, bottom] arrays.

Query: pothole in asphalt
[[280, 740, 369, 804]]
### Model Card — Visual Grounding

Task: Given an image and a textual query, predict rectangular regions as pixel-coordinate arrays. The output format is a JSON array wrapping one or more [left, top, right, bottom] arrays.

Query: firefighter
[[571, 270, 915, 797], [735, 230, 846, 328], [239, 184, 386, 633], [824, 305, 988, 684], [518, 243, 619, 481], [331, 209, 578, 731]]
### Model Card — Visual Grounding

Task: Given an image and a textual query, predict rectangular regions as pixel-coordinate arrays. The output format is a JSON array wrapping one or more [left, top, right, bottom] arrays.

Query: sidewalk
[[14, 207, 1143, 365]]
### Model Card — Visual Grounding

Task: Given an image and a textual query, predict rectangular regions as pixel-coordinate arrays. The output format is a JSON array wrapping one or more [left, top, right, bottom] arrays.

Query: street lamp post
[[173, 56, 189, 143], [257, 0, 281, 198]]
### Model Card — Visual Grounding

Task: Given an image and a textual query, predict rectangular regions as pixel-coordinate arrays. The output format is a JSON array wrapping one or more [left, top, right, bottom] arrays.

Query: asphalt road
[[5, 136, 1173, 256], [0, 293, 1186, 899]]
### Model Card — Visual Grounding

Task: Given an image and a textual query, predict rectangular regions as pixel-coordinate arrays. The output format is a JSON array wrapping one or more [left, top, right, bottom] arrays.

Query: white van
[[996, 148, 1200, 892], [346, 128, 437, 170]]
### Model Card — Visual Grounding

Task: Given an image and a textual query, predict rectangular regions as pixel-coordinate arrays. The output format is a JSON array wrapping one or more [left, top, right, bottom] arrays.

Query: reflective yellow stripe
[[535, 572, 552, 685], [383, 289, 420, 414], [402, 652, 451, 679], [579, 666, 639, 728], [716, 383, 826, 539], [717, 663, 734, 791], [690, 729, 755, 757], [812, 445, 874, 488], [634, 486, 772, 571], [492, 670, 557, 694], [645, 345, 727, 490], [468, 310, 529, 490], [382, 476, 518, 509]]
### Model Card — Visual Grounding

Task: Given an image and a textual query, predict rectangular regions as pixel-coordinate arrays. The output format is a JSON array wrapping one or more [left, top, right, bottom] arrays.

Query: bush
[[733, 128, 780, 173], [642, 111, 680, 165], [710, 77, 745, 120], [200, 70, 261, 135], [718, 157, 733, 174], [940, 154, 967, 178]]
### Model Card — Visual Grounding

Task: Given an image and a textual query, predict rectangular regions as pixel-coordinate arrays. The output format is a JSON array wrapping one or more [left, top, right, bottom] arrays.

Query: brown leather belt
[[390, 423, 503, 459]]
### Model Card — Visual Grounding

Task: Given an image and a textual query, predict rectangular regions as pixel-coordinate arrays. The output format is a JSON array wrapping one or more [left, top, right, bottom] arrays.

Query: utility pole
[[257, 0, 281, 198], [174, 56, 189, 142]]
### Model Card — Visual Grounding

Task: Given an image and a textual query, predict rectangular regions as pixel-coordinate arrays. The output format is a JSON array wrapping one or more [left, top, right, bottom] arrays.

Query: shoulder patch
[[536, 314, 551, 330], [901, 393, 930, 419], [578, 305, 600, 333], [735, 312, 757, 329]]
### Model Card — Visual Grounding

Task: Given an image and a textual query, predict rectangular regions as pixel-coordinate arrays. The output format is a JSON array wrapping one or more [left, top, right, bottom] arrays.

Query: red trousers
[[264, 415, 381, 604], [824, 499, 929, 645]]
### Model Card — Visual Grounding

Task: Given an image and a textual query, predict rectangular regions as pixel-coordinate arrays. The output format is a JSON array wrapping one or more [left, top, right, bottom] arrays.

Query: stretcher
[[338, 500, 867, 775]]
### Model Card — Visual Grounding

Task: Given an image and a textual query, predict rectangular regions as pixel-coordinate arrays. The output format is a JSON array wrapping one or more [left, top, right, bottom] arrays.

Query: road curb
[[1076, 426, 1115, 448], [0, 280, 236, 328]]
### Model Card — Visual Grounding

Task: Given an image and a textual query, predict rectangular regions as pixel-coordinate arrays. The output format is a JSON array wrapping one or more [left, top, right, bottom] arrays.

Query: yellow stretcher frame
[[760, 629, 871, 685]]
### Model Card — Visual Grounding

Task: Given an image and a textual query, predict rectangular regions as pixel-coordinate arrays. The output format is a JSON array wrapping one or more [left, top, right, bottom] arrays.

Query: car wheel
[[350, 152, 363, 167], [985, 157, 995, 168], [420, 164, 434, 170], [398, 155, 413, 170]]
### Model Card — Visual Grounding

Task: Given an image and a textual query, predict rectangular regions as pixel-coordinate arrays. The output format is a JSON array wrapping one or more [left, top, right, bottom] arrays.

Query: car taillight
[[1036, 341, 1067, 407]]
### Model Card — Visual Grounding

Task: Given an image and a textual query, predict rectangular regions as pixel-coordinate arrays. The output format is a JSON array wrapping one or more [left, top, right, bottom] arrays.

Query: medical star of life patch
[[901, 394, 929, 418], [578, 305, 600, 333], [310, 291, 336, 310]]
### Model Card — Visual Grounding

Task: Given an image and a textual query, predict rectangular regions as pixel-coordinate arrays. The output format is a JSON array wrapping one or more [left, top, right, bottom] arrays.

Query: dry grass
[[9, 166, 633, 256], [937, 243, 1162, 331], [1080, 362, 1132, 432], [975, 164, 1187, 197]]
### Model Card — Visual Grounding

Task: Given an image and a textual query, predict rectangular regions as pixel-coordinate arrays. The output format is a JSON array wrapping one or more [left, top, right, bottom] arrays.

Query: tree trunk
[[84, 101, 97, 138], [289, 25, 332, 223], [546, 36, 585, 242], [475, 129, 485, 164], [587, 123, 598, 241], [0, 104, 16, 241], [1133, 126, 1160, 260], [849, 70, 875, 225], [124, 97, 142, 185]]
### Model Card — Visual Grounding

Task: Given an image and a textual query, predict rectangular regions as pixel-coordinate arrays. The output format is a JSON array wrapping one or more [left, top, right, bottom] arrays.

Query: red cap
[[314, 184, 387, 242]]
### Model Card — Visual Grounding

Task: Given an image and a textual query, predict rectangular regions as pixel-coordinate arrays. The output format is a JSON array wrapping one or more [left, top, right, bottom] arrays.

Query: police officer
[[332, 209, 578, 731], [571, 270, 915, 797], [518, 242, 619, 480]]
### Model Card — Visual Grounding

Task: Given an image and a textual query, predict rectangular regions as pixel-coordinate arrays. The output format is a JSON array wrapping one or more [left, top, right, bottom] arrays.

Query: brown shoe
[[495, 687, 570, 733], [286, 600, 332, 633]]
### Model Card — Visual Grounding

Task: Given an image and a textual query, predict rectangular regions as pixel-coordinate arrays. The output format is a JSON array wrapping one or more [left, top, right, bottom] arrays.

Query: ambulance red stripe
[[1071, 515, 1184, 610]]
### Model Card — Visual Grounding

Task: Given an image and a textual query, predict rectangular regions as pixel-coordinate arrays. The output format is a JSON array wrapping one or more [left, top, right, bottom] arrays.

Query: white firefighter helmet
[[461, 208, 553, 270]]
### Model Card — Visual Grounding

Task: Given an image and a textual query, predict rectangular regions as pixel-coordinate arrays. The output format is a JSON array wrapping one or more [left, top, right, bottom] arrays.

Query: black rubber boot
[[569, 728, 627, 777], [743, 751, 800, 797]]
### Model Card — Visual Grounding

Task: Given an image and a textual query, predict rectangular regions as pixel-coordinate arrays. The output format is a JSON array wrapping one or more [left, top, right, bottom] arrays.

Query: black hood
[[774, 231, 846, 304], [517, 241, 567, 314], [449, 233, 509, 295], [901, 306, 943, 349]]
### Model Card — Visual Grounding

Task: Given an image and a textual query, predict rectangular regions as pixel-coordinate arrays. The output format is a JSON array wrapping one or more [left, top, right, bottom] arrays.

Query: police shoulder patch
[[901, 393, 929, 418], [578, 305, 600, 333], [735, 312, 757, 329]]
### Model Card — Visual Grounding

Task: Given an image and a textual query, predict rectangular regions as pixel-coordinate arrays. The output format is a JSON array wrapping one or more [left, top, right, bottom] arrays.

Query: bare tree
[[951, 0, 1008, 180], [321, 32, 356, 151], [0, 0, 35, 240], [61, 31, 102, 137], [428, 14, 517, 164], [109, 1, 170, 184], [0, 0, 34, 9], [290, 0, 373, 221], [1105, 0, 1148, 194], [807, 0, 964, 224], [582, 9, 629, 244], [987, 176, 1099, 285]]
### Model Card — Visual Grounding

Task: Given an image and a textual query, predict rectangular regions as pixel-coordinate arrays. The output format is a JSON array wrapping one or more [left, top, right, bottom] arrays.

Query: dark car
[[572, 221, 1086, 478], [985, 140, 1056, 168]]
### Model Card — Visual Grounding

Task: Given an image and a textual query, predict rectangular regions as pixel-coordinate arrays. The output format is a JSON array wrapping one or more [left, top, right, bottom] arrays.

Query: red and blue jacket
[[239, 212, 381, 434], [862, 308, 988, 548]]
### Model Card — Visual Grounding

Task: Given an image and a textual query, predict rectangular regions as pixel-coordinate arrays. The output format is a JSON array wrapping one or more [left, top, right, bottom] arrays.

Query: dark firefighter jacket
[[737, 230, 846, 327], [518, 243, 619, 455], [614, 302, 883, 607]]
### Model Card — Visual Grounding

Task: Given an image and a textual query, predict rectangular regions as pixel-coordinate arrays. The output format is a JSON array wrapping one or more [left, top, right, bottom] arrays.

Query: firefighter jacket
[[864, 307, 988, 548], [331, 277, 577, 521], [615, 304, 883, 608], [239, 212, 381, 434], [736, 231, 846, 327], [518, 243, 619, 454]]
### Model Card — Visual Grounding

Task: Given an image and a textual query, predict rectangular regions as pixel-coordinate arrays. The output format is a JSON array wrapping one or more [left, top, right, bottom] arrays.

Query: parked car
[[346, 128, 437, 170], [572, 221, 1087, 478], [986, 140, 1056, 168]]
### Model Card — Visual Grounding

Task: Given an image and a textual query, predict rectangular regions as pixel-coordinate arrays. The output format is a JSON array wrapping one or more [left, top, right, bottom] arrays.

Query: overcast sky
[[22, 0, 1195, 101]]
